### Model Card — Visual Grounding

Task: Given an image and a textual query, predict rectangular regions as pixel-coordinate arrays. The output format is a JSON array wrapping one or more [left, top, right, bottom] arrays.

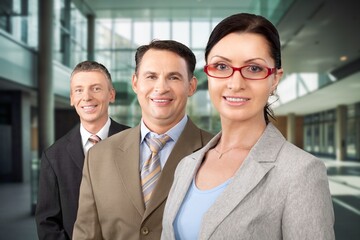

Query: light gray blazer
[[161, 123, 335, 240]]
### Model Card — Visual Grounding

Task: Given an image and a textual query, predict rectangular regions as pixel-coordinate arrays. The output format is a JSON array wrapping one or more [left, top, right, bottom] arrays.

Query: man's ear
[[188, 76, 198, 97], [131, 73, 138, 94], [70, 94, 74, 106], [109, 88, 116, 103]]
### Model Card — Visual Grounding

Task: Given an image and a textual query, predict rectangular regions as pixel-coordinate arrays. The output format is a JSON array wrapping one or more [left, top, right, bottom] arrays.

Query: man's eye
[[146, 75, 157, 80], [169, 76, 180, 80], [93, 87, 101, 92], [74, 89, 83, 93]]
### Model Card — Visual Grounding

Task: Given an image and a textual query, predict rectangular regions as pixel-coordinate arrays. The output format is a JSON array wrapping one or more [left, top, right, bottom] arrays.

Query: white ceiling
[[81, 0, 360, 116], [80, 0, 283, 19]]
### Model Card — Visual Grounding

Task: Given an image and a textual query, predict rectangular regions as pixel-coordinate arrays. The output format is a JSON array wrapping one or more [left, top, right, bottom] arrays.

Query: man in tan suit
[[73, 40, 213, 240]]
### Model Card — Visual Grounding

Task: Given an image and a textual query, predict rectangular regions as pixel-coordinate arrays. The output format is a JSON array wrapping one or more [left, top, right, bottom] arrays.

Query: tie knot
[[145, 135, 170, 154], [88, 134, 101, 145]]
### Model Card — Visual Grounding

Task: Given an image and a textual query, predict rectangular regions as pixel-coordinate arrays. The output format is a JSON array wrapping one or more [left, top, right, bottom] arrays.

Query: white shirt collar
[[140, 115, 188, 143], [80, 117, 111, 153]]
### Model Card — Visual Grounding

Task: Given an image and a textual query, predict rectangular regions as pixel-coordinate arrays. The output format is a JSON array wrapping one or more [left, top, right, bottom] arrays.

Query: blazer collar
[[143, 119, 206, 219], [113, 120, 209, 220], [69, 119, 124, 171], [113, 126, 145, 215], [65, 124, 85, 171], [195, 123, 286, 239]]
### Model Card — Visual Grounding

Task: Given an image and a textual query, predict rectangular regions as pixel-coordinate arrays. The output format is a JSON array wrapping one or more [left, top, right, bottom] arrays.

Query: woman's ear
[[271, 68, 283, 92]]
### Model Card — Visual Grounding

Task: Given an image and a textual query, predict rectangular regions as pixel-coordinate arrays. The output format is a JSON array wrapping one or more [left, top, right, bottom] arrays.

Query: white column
[[335, 105, 346, 161], [287, 113, 296, 144]]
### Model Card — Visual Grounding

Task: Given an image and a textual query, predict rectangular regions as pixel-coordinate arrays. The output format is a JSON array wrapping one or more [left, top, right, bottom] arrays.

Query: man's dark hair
[[135, 40, 196, 79]]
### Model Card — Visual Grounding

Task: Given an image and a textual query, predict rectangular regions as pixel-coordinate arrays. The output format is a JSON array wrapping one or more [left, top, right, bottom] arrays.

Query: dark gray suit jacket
[[162, 123, 335, 240], [35, 118, 129, 240]]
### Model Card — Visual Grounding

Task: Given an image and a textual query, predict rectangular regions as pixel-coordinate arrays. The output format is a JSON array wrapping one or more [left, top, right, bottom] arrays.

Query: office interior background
[[0, 0, 359, 239]]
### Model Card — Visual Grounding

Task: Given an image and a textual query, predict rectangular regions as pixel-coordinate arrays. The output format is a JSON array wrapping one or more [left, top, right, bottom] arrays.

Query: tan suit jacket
[[73, 119, 213, 240]]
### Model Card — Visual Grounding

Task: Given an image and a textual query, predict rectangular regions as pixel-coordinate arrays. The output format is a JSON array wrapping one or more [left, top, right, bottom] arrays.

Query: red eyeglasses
[[204, 63, 276, 80]]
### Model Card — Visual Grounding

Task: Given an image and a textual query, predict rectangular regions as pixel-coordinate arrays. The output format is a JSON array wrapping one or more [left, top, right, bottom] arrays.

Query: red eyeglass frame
[[204, 64, 276, 80]]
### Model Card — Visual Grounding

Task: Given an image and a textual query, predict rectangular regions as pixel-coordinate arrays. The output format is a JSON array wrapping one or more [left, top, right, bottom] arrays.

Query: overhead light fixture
[[340, 56, 348, 61]]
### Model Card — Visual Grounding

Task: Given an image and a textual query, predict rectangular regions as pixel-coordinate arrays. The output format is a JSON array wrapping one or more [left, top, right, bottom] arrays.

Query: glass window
[[114, 19, 132, 43], [172, 21, 189, 46], [153, 21, 170, 40], [304, 124, 313, 152], [69, 2, 87, 66], [325, 122, 335, 155], [134, 21, 151, 45], [191, 21, 210, 49], [346, 104, 360, 160], [346, 118, 357, 159]]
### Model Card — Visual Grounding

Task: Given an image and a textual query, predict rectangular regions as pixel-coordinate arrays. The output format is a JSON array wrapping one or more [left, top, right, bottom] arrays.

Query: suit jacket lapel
[[67, 119, 125, 172], [113, 126, 146, 215], [143, 119, 207, 219], [200, 123, 286, 239], [66, 124, 85, 171], [163, 133, 220, 228]]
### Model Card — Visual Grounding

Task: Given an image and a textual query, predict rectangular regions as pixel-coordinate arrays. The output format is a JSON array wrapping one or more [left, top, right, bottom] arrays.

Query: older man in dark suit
[[35, 61, 129, 239]]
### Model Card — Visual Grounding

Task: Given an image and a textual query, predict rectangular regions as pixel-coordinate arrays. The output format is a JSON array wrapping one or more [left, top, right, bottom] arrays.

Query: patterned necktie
[[141, 134, 170, 207], [88, 134, 101, 145]]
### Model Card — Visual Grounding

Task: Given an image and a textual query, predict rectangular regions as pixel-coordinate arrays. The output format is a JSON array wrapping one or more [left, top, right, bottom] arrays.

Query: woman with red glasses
[[162, 13, 335, 240]]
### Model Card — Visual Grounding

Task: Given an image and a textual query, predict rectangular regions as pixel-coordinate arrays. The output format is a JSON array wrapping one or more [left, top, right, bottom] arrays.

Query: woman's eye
[[248, 65, 263, 72], [216, 64, 229, 71]]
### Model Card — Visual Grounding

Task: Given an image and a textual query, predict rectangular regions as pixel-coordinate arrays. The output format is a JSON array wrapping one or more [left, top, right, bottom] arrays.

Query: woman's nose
[[227, 70, 246, 90]]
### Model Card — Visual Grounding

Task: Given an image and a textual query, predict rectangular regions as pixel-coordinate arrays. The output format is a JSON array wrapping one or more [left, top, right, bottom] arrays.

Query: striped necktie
[[141, 134, 170, 207], [88, 134, 101, 145]]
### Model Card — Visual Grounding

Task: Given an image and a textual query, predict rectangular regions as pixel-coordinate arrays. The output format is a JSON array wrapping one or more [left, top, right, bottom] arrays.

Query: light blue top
[[140, 115, 187, 170], [174, 177, 231, 240]]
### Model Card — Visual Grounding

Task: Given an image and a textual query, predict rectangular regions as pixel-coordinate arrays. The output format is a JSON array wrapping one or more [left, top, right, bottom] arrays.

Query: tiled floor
[[0, 182, 38, 240], [0, 159, 359, 240], [324, 159, 360, 239]]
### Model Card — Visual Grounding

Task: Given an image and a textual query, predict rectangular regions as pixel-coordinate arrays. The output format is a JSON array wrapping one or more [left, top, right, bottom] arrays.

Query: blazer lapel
[[165, 134, 221, 228], [200, 123, 286, 239], [66, 124, 85, 171], [143, 119, 208, 219], [113, 126, 146, 215], [68, 119, 123, 171]]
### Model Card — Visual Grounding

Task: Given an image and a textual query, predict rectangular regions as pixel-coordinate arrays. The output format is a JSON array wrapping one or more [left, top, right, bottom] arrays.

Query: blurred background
[[0, 0, 359, 239]]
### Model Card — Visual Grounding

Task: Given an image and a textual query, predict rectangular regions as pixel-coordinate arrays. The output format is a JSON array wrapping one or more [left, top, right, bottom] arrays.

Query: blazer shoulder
[[43, 124, 80, 154], [275, 140, 328, 182], [109, 118, 130, 133], [199, 128, 214, 142], [96, 125, 139, 149], [186, 118, 214, 141], [280, 141, 319, 163]]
